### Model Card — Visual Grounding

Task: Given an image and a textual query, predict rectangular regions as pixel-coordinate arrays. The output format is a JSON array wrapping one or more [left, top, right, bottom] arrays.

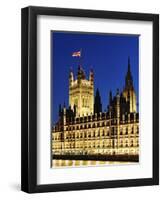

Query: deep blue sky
[[52, 31, 139, 124]]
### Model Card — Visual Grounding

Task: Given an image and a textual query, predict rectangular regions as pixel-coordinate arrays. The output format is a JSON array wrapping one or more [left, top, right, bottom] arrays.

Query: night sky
[[51, 31, 139, 124]]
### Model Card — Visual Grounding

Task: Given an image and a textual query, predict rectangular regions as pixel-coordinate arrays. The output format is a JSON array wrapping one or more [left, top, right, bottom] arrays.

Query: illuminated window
[[137, 126, 139, 134]]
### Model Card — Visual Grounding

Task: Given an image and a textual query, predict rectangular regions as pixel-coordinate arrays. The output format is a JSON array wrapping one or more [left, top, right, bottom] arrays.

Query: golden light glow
[[52, 64, 139, 167]]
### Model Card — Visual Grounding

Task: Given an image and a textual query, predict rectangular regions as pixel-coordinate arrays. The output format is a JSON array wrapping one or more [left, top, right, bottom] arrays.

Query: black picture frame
[[21, 6, 159, 193]]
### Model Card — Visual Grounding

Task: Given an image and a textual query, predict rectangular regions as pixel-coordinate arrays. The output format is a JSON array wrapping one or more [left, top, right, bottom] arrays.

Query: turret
[[94, 88, 102, 114], [63, 103, 66, 127], [125, 57, 134, 90], [69, 68, 74, 86], [123, 57, 137, 113], [73, 104, 76, 117], [77, 65, 86, 83], [116, 88, 120, 118], [89, 68, 94, 85]]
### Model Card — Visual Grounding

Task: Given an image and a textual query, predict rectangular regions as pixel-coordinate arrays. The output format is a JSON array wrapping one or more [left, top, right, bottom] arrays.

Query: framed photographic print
[[21, 6, 159, 193]]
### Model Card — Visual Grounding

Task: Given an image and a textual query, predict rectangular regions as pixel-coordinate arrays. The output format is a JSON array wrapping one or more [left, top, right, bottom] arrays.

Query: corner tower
[[123, 57, 137, 113], [69, 66, 94, 117]]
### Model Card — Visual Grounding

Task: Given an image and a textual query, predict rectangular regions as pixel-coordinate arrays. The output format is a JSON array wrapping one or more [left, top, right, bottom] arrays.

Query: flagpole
[[80, 48, 82, 66], [72, 49, 83, 67]]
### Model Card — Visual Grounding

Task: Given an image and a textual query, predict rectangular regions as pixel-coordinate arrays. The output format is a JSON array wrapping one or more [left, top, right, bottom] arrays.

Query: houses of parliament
[[52, 58, 139, 158]]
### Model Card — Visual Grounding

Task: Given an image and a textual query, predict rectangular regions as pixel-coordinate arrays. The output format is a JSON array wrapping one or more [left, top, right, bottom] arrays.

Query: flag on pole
[[72, 50, 81, 57]]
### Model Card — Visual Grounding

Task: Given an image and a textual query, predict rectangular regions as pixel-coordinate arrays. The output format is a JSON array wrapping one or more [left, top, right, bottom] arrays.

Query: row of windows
[[54, 141, 139, 149], [66, 122, 106, 130], [65, 114, 138, 124], [66, 123, 138, 131], [54, 139, 139, 146], [53, 128, 139, 140]]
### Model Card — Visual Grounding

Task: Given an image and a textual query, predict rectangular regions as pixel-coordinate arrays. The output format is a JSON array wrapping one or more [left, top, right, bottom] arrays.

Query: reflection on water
[[52, 159, 131, 168]]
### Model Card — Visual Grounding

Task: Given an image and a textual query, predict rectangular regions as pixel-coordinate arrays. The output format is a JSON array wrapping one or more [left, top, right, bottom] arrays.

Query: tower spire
[[123, 57, 137, 113], [94, 88, 102, 114], [125, 56, 133, 89]]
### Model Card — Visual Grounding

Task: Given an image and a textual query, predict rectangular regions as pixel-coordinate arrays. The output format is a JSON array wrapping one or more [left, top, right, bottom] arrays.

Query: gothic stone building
[[52, 58, 139, 156]]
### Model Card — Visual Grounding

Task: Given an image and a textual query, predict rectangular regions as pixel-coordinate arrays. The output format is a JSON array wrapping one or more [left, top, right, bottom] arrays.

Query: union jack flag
[[72, 51, 81, 57]]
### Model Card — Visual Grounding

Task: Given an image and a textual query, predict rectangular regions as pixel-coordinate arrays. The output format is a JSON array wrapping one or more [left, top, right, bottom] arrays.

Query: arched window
[[107, 130, 110, 136], [102, 141, 105, 147], [131, 126, 134, 134], [111, 127, 114, 135], [98, 130, 100, 137], [93, 131, 95, 137], [137, 126, 139, 134], [136, 140, 139, 146]]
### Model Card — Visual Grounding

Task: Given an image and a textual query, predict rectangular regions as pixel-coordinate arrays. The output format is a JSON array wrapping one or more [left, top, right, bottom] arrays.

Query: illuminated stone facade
[[69, 66, 94, 116], [52, 58, 139, 156]]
